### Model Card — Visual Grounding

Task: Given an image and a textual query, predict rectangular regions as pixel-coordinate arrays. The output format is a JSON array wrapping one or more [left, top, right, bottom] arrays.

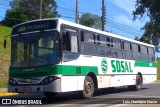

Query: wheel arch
[[87, 72, 98, 90]]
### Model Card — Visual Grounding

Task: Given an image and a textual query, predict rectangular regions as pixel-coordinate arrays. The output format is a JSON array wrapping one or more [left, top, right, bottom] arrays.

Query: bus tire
[[44, 92, 57, 98], [128, 74, 142, 91], [134, 74, 142, 91], [81, 76, 94, 99]]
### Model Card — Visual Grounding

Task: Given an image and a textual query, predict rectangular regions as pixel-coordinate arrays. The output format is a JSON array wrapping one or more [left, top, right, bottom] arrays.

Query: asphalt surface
[[1, 82, 160, 107]]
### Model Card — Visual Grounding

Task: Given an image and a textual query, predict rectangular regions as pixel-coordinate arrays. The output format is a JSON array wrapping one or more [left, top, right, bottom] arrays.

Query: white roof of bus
[[13, 18, 154, 48]]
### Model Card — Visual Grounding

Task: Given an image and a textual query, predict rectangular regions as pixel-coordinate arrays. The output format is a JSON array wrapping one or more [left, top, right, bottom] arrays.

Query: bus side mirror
[[4, 39, 7, 49]]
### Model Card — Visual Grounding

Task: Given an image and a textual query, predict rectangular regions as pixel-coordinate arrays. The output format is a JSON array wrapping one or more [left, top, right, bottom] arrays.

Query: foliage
[[134, 36, 150, 44], [0, 76, 8, 88], [11, 0, 58, 19], [133, 0, 160, 52], [3, 0, 58, 27], [2, 10, 29, 27], [79, 13, 102, 30], [133, 0, 160, 22], [0, 26, 11, 88], [0, 26, 11, 55], [157, 58, 160, 80]]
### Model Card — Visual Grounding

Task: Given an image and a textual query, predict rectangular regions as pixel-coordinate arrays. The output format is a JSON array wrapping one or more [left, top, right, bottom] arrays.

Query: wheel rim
[[85, 81, 92, 95]]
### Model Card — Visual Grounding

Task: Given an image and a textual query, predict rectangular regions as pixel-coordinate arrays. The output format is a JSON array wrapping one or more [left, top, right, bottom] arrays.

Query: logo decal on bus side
[[101, 58, 108, 73], [111, 60, 133, 73]]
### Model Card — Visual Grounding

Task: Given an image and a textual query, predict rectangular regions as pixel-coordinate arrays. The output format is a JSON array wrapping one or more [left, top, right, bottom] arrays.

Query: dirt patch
[[0, 54, 9, 88], [0, 88, 7, 92]]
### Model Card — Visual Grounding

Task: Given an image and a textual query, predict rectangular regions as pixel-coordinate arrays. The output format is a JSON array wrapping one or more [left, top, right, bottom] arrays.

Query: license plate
[[23, 87, 32, 92]]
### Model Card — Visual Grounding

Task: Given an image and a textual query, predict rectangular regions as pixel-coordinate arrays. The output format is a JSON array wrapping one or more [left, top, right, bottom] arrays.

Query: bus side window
[[138, 45, 141, 52], [148, 47, 155, 61], [81, 31, 96, 55], [63, 32, 78, 53], [124, 41, 132, 59], [141, 45, 148, 61], [107, 37, 111, 47], [121, 41, 124, 49]]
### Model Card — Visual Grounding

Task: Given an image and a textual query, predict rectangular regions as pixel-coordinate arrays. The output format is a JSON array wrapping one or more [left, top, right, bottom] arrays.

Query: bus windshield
[[11, 31, 60, 68]]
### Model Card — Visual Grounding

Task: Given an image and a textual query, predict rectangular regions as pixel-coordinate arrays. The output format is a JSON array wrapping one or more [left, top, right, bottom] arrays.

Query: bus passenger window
[[97, 35, 106, 45], [138, 45, 141, 52], [63, 32, 78, 53], [107, 37, 111, 47]]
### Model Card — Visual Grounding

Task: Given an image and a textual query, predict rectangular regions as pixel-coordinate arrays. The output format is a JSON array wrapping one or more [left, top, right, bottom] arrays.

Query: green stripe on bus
[[134, 61, 157, 67], [61, 65, 98, 75], [51, 65, 98, 75], [9, 65, 98, 78]]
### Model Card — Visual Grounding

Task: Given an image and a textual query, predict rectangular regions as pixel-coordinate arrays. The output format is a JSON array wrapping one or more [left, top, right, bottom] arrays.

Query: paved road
[[1, 82, 160, 107]]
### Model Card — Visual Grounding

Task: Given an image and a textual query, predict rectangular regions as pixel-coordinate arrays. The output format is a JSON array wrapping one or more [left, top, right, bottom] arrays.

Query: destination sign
[[12, 20, 57, 35]]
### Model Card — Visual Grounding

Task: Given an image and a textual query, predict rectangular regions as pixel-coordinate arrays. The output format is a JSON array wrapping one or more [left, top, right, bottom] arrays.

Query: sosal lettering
[[111, 60, 133, 73]]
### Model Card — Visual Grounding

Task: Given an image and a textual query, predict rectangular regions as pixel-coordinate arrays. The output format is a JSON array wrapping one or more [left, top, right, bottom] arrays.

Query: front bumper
[[8, 79, 61, 93]]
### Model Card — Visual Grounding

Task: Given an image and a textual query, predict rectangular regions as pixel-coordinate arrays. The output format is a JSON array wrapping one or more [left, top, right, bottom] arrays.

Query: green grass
[[0, 25, 11, 55], [157, 59, 160, 80], [0, 76, 8, 88], [0, 26, 11, 88]]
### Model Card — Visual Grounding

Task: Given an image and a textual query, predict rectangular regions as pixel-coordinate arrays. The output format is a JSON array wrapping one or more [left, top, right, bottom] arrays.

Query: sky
[[56, 0, 149, 39], [0, 0, 149, 39]]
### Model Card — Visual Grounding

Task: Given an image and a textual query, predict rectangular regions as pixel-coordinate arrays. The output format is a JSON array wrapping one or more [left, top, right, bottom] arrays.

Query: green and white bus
[[7, 18, 157, 98]]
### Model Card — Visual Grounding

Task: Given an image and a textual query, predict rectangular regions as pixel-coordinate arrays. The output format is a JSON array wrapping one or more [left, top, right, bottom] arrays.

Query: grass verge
[[0, 76, 8, 88]]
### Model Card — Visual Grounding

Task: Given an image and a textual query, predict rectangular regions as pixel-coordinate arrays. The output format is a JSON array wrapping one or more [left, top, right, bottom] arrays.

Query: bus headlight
[[40, 76, 60, 85], [9, 78, 18, 86]]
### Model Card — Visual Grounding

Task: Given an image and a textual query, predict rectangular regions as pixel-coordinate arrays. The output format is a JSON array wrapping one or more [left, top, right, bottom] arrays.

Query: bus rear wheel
[[134, 74, 142, 91], [81, 76, 94, 99], [128, 74, 142, 91]]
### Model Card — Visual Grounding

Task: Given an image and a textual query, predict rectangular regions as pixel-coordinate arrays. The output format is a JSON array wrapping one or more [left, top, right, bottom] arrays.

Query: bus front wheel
[[81, 76, 94, 99]]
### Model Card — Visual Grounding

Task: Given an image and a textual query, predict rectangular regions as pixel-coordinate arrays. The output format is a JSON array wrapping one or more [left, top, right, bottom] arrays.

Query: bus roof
[[13, 18, 154, 48]]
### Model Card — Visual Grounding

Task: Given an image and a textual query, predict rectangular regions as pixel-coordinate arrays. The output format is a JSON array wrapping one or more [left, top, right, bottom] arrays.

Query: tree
[[134, 35, 151, 44], [79, 13, 102, 30], [3, 10, 29, 27], [133, 0, 160, 23], [133, 0, 160, 52], [3, 0, 58, 27]]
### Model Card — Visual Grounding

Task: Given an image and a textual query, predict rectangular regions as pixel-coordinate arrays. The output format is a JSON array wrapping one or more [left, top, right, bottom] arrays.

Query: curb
[[154, 81, 160, 83], [0, 88, 19, 96], [0, 92, 19, 96], [0, 88, 7, 93]]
